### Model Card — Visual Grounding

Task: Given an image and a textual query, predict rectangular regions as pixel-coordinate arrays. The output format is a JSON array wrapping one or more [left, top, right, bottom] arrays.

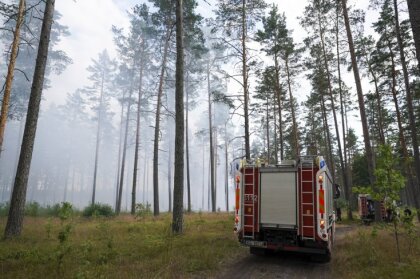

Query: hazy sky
[[45, 0, 375, 141], [47, 0, 372, 104]]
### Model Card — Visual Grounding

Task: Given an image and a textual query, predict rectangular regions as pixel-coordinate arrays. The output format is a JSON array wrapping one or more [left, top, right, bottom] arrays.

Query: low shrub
[[0, 202, 10, 216], [82, 203, 114, 217], [135, 203, 151, 218], [25, 201, 41, 217]]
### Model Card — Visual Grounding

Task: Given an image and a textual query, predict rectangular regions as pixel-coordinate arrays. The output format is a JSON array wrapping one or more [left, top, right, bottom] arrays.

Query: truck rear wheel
[[311, 250, 331, 263], [249, 247, 273, 256]]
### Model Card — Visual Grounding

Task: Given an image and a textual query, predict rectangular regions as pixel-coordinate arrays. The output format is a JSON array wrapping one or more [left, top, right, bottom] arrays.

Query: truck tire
[[311, 250, 331, 263], [250, 247, 273, 256]]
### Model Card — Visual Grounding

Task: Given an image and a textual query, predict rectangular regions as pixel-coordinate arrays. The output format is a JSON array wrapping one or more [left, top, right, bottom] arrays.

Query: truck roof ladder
[[300, 156, 316, 241], [242, 164, 256, 240]]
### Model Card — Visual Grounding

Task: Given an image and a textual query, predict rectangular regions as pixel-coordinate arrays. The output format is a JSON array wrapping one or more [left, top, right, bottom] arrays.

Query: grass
[[2, 210, 419, 278], [0, 212, 243, 279], [332, 221, 420, 279]]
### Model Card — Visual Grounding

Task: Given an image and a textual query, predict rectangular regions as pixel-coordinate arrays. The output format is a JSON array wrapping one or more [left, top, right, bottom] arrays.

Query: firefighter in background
[[367, 199, 375, 219], [334, 184, 342, 222]]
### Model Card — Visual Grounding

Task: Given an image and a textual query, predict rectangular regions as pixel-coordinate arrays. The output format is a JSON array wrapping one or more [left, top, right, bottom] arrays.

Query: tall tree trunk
[[202, 138, 205, 210], [117, 81, 134, 214], [362, 44, 385, 145], [167, 136, 172, 212], [265, 98, 270, 163], [0, 0, 25, 157], [341, 0, 375, 180], [63, 161, 70, 202], [242, 0, 250, 160], [92, 73, 105, 205], [394, 0, 420, 219], [172, 0, 184, 233], [225, 124, 229, 212], [336, 7, 353, 220], [407, 0, 420, 70], [318, 8, 349, 216], [214, 128, 218, 207], [285, 58, 299, 158], [273, 102, 278, 163], [71, 166, 75, 204], [185, 73, 191, 213], [4, 0, 55, 238], [153, 27, 171, 216], [131, 49, 145, 215], [388, 35, 420, 217], [115, 91, 126, 209], [341, 0, 377, 220], [320, 91, 335, 177], [207, 61, 216, 212], [274, 54, 284, 161]]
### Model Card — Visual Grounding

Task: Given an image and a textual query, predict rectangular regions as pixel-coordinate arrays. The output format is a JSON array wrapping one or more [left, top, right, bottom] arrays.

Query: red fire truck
[[234, 156, 338, 261]]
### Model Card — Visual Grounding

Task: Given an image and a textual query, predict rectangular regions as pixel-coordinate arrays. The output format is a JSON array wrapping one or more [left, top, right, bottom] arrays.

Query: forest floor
[[216, 219, 420, 279], [0, 213, 419, 278]]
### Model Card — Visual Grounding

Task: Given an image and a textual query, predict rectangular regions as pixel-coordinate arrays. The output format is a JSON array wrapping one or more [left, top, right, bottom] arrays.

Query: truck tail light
[[319, 189, 325, 214], [235, 188, 240, 211], [320, 219, 325, 229]]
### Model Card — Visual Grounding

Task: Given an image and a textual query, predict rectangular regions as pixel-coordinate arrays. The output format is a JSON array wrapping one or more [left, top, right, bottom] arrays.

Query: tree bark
[[91, 72, 105, 206], [320, 90, 335, 177], [242, 0, 250, 160], [265, 98, 270, 163], [394, 0, 420, 217], [117, 79, 134, 214], [4, 0, 55, 238], [167, 135, 172, 212], [318, 7, 350, 217], [341, 0, 378, 220], [285, 58, 299, 158], [115, 91, 126, 209], [274, 54, 283, 161], [341, 0, 375, 183], [207, 61, 216, 212], [0, 0, 25, 157], [153, 27, 171, 216], [335, 6, 353, 220], [172, 0, 184, 233], [388, 24, 420, 217], [185, 72, 191, 213], [131, 46, 145, 215], [407, 0, 420, 70]]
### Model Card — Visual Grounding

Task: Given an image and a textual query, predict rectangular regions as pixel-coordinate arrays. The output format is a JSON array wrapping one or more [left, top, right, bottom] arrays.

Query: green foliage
[[58, 202, 73, 221], [135, 203, 152, 219], [25, 202, 41, 217], [351, 153, 370, 188], [82, 203, 114, 217], [0, 202, 10, 216], [373, 144, 405, 203], [45, 218, 53, 239]]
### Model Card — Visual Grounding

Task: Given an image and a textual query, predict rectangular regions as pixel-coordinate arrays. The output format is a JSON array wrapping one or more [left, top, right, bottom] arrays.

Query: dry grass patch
[[0, 212, 242, 278], [332, 222, 420, 279]]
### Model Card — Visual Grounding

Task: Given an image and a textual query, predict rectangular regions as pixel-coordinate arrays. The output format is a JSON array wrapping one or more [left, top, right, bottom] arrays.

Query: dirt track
[[215, 225, 354, 279]]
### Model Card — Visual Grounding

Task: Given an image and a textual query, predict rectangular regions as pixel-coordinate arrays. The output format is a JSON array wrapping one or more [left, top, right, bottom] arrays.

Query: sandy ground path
[[215, 224, 354, 279]]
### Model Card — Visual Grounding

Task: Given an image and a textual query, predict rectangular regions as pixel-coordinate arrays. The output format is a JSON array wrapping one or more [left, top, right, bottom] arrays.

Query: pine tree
[[0, 0, 25, 157], [4, 0, 55, 238], [213, 0, 266, 160], [172, 0, 184, 234], [84, 50, 116, 205]]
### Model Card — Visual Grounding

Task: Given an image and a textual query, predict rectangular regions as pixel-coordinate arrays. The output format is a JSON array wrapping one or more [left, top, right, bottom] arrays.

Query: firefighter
[[336, 207, 342, 222]]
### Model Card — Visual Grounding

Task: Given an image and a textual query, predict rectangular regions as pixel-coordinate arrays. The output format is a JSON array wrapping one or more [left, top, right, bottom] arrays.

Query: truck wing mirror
[[334, 184, 341, 199]]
